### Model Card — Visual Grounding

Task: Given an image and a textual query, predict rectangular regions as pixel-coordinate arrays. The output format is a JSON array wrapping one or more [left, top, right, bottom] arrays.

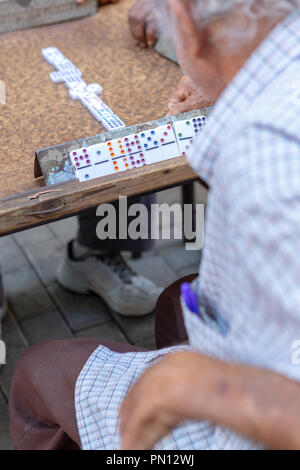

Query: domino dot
[[97, 151, 102, 156], [144, 144, 148, 148], [190, 140, 193, 144], [160, 138, 165, 143], [125, 164, 129, 168], [154, 141, 158, 145], [76, 162, 80, 167], [113, 161, 117, 166], [141, 158, 145, 163], [115, 166, 119, 171], [85, 154, 89, 158], [138, 146, 142, 150], [128, 148, 132, 153], [86, 160, 91, 164], [126, 143, 130, 147], [121, 150, 125, 155], [137, 160, 140, 164], [80, 156, 84, 160], [136, 140, 140, 145], [131, 142, 135, 146], [132, 161, 136, 166], [151, 130, 155, 135], [85, 174, 90, 179], [140, 153, 144, 157], [72, 152, 77, 156], [164, 132, 168, 136], [109, 147, 113, 152], [130, 156, 134, 160], [167, 125, 171, 130], [107, 142, 112, 146], [83, 149, 87, 153], [186, 121, 191, 126], [111, 153, 115, 157], [141, 133, 145, 138], [118, 140, 122, 144], [125, 138, 129, 142], [74, 157, 79, 161], [193, 119, 197, 123], [179, 133, 183, 138], [135, 135, 139, 139], [123, 158, 128, 162]]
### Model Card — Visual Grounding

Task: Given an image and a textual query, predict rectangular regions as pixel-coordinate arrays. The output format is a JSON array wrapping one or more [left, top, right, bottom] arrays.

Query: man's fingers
[[145, 19, 158, 47], [121, 399, 165, 450], [129, 0, 159, 47], [120, 394, 149, 450], [119, 390, 137, 438], [168, 100, 191, 116], [128, 8, 147, 45], [168, 94, 207, 115], [168, 82, 190, 106]]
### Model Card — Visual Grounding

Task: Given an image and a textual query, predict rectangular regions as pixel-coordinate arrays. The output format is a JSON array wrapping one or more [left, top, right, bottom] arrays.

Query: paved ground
[[0, 185, 207, 449]]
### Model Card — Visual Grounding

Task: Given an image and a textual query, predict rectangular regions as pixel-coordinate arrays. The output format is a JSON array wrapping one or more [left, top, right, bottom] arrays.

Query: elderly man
[[10, 0, 300, 450]]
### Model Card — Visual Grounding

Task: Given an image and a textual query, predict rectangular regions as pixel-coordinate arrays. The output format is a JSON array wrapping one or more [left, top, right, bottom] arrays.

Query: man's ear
[[168, 0, 203, 59]]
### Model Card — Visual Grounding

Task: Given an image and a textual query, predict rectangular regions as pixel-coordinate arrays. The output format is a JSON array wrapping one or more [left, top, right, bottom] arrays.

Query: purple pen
[[181, 283, 199, 316]]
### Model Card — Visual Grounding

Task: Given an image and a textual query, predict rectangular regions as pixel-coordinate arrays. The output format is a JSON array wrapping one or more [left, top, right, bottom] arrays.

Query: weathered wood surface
[[0, 158, 197, 236], [0, 0, 98, 33], [0, 0, 189, 235]]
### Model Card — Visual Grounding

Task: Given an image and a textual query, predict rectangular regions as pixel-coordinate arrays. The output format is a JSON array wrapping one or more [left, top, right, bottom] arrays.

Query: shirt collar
[[188, 11, 300, 185]]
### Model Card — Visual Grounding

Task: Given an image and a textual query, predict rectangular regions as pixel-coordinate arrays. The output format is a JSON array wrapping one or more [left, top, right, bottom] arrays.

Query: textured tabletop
[[0, 0, 182, 200]]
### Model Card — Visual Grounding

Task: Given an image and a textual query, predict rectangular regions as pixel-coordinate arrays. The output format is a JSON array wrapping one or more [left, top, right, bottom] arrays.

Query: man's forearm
[[196, 359, 300, 449]]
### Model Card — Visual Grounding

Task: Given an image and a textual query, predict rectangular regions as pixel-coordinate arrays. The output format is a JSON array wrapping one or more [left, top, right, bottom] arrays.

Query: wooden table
[[0, 0, 197, 237]]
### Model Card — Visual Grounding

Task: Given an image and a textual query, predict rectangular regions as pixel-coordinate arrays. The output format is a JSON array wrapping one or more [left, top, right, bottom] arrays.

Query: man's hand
[[120, 351, 212, 450], [76, 0, 120, 5], [168, 75, 216, 115], [121, 347, 300, 451], [128, 0, 159, 47]]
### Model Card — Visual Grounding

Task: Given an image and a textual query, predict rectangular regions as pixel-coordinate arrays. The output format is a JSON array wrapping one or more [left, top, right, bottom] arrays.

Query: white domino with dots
[[86, 143, 114, 178], [106, 138, 132, 173], [122, 134, 147, 169], [70, 148, 96, 182], [173, 115, 208, 156], [69, 114, 208, 182], [42, 47, 125, 131], [139, 129, 162, 164], [155, 125, 180, 160]]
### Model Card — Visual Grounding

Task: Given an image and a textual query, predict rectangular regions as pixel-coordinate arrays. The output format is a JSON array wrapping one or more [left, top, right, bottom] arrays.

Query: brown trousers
[[9, 274, 196, 450]]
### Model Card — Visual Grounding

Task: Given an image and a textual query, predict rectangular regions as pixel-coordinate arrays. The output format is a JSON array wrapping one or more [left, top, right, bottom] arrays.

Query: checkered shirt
[[75, 12, 300, 450]]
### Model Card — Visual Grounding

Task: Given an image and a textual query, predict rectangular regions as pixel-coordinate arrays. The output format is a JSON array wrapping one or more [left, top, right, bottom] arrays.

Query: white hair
[[191, 0, 300, 25], [157, 0, 300, 50]]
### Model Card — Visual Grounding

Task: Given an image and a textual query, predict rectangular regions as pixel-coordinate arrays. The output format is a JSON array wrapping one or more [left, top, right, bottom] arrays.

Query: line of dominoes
[[42, 47, 126, 131], [70, 115, 208, 182]]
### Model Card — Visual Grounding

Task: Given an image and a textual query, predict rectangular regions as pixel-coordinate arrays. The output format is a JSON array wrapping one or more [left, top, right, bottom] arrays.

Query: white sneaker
[[56, 242, 162, 317]]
